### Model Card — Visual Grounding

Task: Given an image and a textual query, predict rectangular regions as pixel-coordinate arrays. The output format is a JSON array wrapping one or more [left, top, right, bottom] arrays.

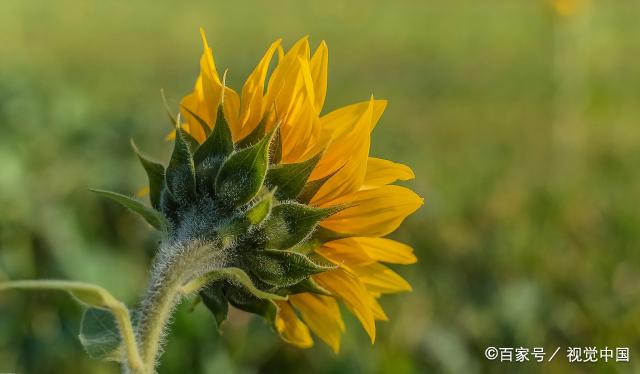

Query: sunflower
[[170, 29, 423, 352]]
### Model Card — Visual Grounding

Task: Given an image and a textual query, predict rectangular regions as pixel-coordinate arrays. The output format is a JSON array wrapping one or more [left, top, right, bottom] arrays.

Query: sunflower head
[[130, 29, 423, 353]]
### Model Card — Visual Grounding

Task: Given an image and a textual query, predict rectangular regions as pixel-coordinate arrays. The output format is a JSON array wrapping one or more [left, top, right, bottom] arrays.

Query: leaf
[[130, 139, 165, 209], [245, 249, 333, 287], [263, 202, 339, 249], [0, 280, 143, 369], [91, 189, 168, 233], [166, 127, 197, 205], [191, 106, 233, 165], [200, 282, 228, 329], [265, 153, 321, 200], [79, 307, 122, 361], [215, 128, 275, 209], [180, 267, 285, 301], [0, 280, 120, 308], [246, 190, 274, 225]]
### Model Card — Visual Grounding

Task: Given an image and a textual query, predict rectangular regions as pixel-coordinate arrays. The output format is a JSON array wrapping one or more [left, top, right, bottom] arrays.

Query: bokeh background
[[1, 0, 640, 373]]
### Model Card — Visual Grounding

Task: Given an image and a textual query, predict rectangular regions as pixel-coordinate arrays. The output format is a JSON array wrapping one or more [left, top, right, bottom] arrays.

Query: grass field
[[1, 1, 640, 373]]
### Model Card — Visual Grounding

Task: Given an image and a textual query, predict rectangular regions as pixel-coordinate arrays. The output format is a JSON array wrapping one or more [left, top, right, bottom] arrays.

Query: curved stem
[[134, 241, 225, 373], [138, 279, 183, 370], [109, 301, 146, 373]]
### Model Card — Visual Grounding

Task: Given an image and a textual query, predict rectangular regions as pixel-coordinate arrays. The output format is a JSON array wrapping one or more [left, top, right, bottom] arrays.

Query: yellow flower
[[179, 29, 422, 352]]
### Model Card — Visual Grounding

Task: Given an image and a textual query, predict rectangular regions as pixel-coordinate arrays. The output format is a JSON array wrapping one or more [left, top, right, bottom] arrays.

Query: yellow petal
[[197, 29, 224, 132], [353, 237, 417, 265], [310, 41, 328, 114], [289, 293, 345, 353], [370, 295, 389, 321], [318, 243, 412, 294], [266, 37, 310, 110], [361, 157, 415, 190], [315, 268, 376, 343], [310, 99, 387, 182], [351, 262, 412, 294], [238, 39, 281, 139], [222, 86, 242, 141], [274, 301, 313, 348], [320, 185, 423, 237], [310, 100, 374, 206], [180, 75, 207, 143], [316, 240, 374, 266], [319, 237, 417, 265]]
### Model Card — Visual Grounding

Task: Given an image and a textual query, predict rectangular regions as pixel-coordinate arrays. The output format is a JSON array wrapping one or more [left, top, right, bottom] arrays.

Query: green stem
[[109, 301, 146, 373], [138, 280, 182, 370], [134, 242, 225, 373]]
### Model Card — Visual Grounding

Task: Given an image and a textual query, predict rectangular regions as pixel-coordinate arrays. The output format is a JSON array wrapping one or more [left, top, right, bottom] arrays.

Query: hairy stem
[[110, 301, 145, 373], [133, 241, 225, 373], [138, 278, 182, 370]]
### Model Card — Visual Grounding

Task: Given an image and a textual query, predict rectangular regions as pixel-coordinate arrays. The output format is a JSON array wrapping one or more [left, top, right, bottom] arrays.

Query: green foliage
[[166, 127, 197, 205], [246, 191, 274, 225], [192, 106, 233, 165], [90, 189, 168, 232], [200, 283, 228, 329], [215, 128, 274, 209], [4, 1, 640, 373], [265, 153, 322, 200], [245, 249, 332, 287], [283, 277, 331, 296], [131, 140, 165, 209], [263, 202, 338, 249], [79, 307, 122, 361]]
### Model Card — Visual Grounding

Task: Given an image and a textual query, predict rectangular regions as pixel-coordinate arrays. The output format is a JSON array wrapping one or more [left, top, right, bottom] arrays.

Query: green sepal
[[245, 249, 332, 288], [79, 307, 122, 362], [181, 105, 211, 139], [279, 277, 332, 296], [166, 127, 197, 205], [159, 188, 179, 222], [265, 153, 321, 200], [215, 128, 275, 209], [297, 165, 344, 204], [183, 267, 285, 301], [246, 190, 274, 225], [288, 237, 322, 255], [224, 285, 278, 324], [191, 106, 233, 165], [182, 130, 201, 155], [236, 116, 266, 149], [312, 226, 353, 243], [269, 126, 283, 164], [130, 139, 165, 209], [160, 88, 178, 126], [200, 282, 228, 329], [307, 252, 337, 269], [90, 189, 168, 233], [217, 217, 251, 246], [263, 202, 339, 249]]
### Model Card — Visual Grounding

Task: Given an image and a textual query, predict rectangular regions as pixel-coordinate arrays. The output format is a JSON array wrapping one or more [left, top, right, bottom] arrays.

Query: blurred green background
[[2, 0, 640, 373]]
